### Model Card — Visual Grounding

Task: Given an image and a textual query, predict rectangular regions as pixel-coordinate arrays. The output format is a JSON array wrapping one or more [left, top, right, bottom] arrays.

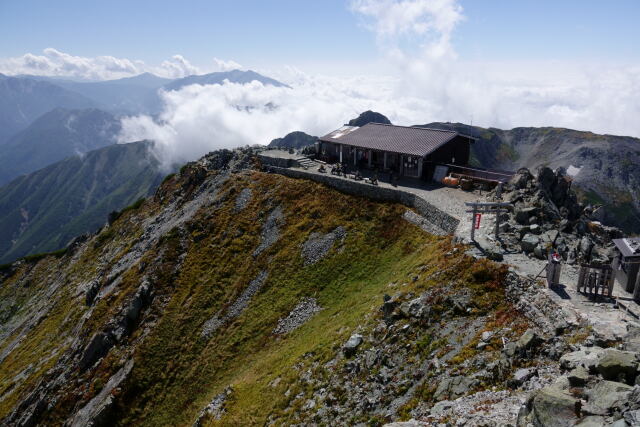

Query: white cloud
[[0, 48, 241, 80], [157, 55, 201, 78], [349, 0, 640, 135], [112, 0, 640, 170], [118, 59, 640, 171], [0, 48, 143, 80], [212, 57, 243, 72], [118, 75, 422, 170], [351, 0, 463, 60]]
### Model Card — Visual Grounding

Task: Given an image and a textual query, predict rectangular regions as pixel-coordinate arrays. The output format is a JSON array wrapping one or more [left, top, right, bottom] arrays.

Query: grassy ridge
[[0, 169, 516, 426]]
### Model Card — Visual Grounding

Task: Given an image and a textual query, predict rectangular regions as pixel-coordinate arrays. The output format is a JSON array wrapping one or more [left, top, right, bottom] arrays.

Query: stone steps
[[295, 157, 315, 168]]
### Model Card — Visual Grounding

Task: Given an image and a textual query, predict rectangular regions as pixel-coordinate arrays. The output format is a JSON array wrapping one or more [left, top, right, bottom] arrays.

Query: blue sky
[[2, 0, 639, 71], [1, 0, 640, 140]]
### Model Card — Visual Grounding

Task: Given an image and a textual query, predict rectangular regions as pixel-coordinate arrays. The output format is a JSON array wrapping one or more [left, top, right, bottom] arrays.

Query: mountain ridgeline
[[423, 122, 640, 233], [20, 69, 288, 116], [0, 149, 561, 426], [0, 141, 162, 263], [0, 74, 96, 143], [0, 69, 290, 263], [0, 108, 121, 186]]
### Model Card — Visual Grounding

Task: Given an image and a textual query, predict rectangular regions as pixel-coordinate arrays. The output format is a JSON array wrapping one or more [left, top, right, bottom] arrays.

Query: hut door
[[404, 156, 419, 177]]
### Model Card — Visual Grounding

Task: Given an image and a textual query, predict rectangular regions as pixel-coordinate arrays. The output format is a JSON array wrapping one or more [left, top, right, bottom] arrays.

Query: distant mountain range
[[423, 122, 640, 233], [50, 72, 171, 114], [0, 108, 121, 186], [0, 141, 163, 263], [19, 69, 288, 116], [0, 69, 288, 262], [0, 74, 96, 143], [163, 69, 289, 92]]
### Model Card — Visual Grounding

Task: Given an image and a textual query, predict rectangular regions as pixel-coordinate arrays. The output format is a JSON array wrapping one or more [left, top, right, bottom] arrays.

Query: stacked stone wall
[[263, 165, 459, 234]]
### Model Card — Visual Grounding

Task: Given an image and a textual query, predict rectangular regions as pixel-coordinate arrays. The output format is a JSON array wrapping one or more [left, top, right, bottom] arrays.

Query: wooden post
[[339, 145, 343, 163], [383, 152, 387, 170], [368, 150, 372, 168], [470, 205, 477, 242], [495, 210, 500, 238], [577, 265, 587, 292], [353, 148, 357, 166], [608, 268, 615, 297]]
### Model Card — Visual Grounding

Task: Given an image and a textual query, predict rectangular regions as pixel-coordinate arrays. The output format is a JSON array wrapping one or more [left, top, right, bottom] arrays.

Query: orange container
[[442, 176, 459, 187]]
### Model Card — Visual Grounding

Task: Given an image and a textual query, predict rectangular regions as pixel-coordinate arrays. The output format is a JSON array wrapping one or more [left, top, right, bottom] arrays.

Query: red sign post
[[474, 213, 482, 229]]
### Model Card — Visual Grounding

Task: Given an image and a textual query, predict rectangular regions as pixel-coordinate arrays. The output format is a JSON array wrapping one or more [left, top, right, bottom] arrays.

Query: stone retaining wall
[[258, 154, 300, 169], [263, 165, 460, 235]]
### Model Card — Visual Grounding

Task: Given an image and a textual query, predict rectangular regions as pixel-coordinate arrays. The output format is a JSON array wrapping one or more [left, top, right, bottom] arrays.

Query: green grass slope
[[0, 156, 555, 426], [0, 141, 163, 263]]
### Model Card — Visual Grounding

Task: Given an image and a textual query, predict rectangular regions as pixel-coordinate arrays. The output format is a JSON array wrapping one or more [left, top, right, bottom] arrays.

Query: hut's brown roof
[[319, 123, 469, 157]]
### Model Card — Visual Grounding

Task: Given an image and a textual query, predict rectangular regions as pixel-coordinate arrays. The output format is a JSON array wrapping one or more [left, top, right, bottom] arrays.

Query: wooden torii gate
[[465, 202, 512, 242]]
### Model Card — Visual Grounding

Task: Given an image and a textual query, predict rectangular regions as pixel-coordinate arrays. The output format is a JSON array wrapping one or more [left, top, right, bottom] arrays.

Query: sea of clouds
[[2, 0, 639, 170]]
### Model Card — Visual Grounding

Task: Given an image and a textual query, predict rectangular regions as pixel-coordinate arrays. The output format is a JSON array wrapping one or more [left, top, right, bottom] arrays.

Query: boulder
[[518, 385, 579, 427], [625, 409, 640, 425], [584, 380, 632, 415], [567, 366, 590, 387], [515, 207, 538, 225], [503, 341, 518, 358], [537, 167, 556, 193], [559, 347, 605, 371], [481, 331, 494, 342], [610, 419, 629, 427], [534, 244, 547, 260], [398, 297, 428, 319], [540, 230, 560, 245], [434, 375, 476, 400], [69, 360, 134, 427], [510, 368, 537, 388], [595, 348, 639, 383], [429, 400, 453, 418], [521, 234, 540, 253], [343, 334, 363, 357], [85, 280, 101, 306], [516, 329, 543, 352], [629, 384, 640, 409], [381, 294, 398, 324], [579, 236, 594, 257], [511, 168, 533, 190], [575, 416, 607, 426], [79, 332, 115, 371]]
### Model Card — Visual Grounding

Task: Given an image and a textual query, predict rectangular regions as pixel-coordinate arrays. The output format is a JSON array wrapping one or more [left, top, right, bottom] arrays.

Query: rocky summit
[[488, 166, 622, 265], [0, 148, 638, 426]]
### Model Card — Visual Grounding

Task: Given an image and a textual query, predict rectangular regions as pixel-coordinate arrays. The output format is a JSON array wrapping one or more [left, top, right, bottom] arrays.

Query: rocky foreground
[[489, 166, 622, 266], [0, 149, 637, 426]]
